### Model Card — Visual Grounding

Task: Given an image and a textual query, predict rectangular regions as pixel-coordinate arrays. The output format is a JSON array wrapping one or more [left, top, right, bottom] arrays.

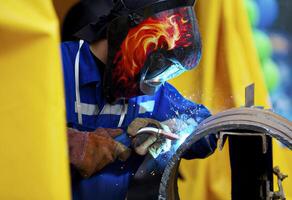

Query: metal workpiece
[[158, 107, 292, 200]]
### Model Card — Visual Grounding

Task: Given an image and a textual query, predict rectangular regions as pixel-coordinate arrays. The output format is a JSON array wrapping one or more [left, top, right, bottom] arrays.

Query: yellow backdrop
[[0, 0, 70, 199], [170, 0, 292, 199]]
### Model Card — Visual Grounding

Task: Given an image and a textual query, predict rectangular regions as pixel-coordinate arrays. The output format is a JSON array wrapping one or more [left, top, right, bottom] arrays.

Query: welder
[[61, 0, 217, 199]]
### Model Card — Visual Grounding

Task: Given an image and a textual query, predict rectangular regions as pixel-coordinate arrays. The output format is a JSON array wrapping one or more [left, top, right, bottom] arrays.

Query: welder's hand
[[127, 118, 171, 158], [67, 128, 131, 178]]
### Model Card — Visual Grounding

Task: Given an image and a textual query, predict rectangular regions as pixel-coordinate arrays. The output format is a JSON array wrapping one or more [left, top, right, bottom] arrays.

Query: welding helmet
[[76, 0, 201, 103], [104, 0, 201, 102]]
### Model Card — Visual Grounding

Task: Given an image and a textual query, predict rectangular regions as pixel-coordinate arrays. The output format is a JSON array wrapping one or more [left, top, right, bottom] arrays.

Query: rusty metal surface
[[158, 107, 292, 200]]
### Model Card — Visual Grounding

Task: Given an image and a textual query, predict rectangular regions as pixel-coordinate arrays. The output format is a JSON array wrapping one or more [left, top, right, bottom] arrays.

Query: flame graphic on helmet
[[112, 7, 194, 98]]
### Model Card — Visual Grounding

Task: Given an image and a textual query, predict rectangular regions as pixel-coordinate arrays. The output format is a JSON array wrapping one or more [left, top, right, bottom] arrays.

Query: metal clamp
[[266, 166, 288, 200]]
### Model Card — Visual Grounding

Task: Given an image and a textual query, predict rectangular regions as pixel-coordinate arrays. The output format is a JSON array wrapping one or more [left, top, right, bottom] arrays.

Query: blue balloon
[[256, 0, 279, 28]]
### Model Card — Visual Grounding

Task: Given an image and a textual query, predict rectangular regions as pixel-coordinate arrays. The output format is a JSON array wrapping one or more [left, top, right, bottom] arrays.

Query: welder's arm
[[182, 134, 217, 159], [182, 105, 218, 160], [151, 83, 218, 159], [67, 128, 131, 178]]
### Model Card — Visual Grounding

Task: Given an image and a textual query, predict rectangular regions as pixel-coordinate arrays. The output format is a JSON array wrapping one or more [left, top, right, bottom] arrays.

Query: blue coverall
[[61, 40, 217, 200]]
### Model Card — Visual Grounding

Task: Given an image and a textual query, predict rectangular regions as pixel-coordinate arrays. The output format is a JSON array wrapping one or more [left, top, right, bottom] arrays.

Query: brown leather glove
[[67, 128, 131, 178]]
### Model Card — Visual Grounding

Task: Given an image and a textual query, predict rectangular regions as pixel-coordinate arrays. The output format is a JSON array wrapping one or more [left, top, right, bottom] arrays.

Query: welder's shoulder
[[60, 41, 80, 61], [60, 41, 80, 82], [60, 41, 79, 122], [61, 41, 79, 51]]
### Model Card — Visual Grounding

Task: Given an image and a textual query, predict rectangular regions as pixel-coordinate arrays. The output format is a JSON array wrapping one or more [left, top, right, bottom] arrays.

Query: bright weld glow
[[172, 120, 198, 151], [154, 116, 198, 166]]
